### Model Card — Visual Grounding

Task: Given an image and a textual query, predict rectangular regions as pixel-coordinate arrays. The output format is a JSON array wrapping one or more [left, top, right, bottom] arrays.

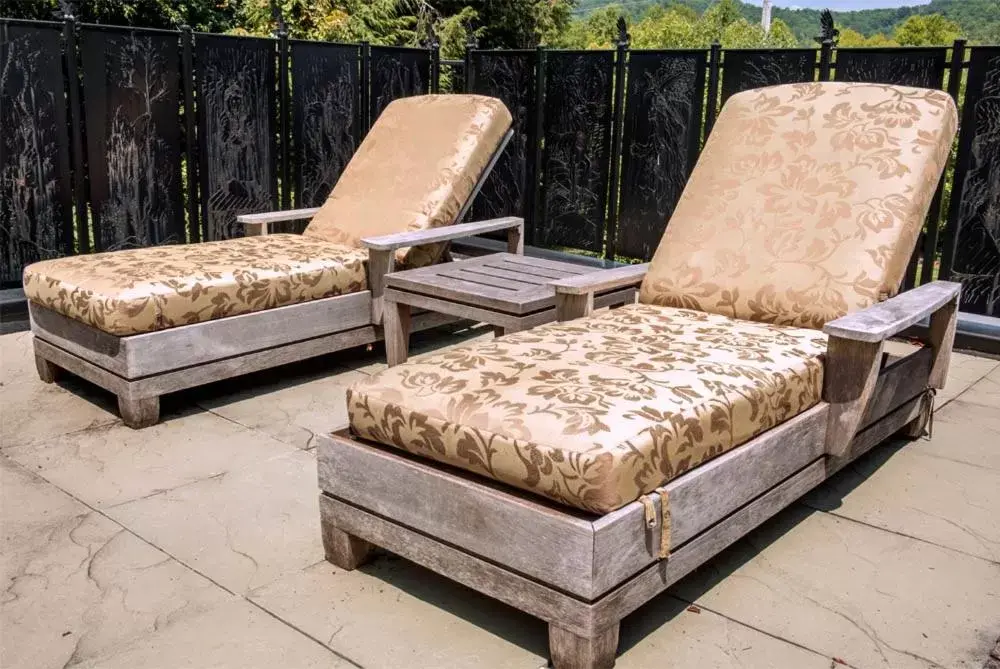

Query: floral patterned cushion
[[23, 234, 367, 336], [304, 94, 512, 268], [639, 82, 958, 329], [348, 303, 827, 514]]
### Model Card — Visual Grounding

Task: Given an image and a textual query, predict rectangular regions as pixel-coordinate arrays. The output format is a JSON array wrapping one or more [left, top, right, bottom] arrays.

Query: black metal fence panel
[[80, 26, 184, 250], [616, 50, 706, 261], [468, 50, 537, 223], [834, 47, 947, 88], [195, 34, 277, 241], [0, 21, 73, 287], [720, 49, 817, 104], [368, 46, 430, 128], [290, 41, 359, 209], [948, 47, 1000, 316], [538, 50, 614, 252]]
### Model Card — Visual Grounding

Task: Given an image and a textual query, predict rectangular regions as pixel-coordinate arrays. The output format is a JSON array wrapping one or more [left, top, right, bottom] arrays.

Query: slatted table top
[[385, 253, 603, 315]]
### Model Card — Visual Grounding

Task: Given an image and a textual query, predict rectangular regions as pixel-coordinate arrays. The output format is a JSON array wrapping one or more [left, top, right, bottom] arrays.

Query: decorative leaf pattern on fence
[[469, 50, 536, 223], [369, 46, 429, 127], [196, 35, 277, 241], [834, 47, 947, 89], [720, 49, 817, 104], [539, 51, 614, 252], [616, 51, 705, 261], [81, 28, 183, 250], [951, 47, 1000, 316], [0, 22, 72, 287], [291, 42, 359, 209]]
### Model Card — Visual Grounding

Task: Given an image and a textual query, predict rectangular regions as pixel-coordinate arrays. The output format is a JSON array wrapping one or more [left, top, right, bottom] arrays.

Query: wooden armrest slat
[[236, 208, 321, 225], [823, 281, 961, 343], [550, 263, 649, 296], [361, 217, 523, 251]]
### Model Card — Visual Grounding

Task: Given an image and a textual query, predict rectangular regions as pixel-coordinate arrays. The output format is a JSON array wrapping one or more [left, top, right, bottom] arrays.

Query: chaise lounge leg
[[899, 391, 934, 439], [549, 623, 619, 669], [34, 353, 60, 383], [117, 396, 160, 429], [321, 517, 375, 570]]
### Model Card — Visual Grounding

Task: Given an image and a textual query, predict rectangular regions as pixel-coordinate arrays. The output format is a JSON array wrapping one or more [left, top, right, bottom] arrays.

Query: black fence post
[[277, 22, 291, 210], [604, 20, 630, 262], [360, 40, 371, 134], [937, 38, 968, 282], [62, 10, 89, 254], [530, 44, 547, 246], [430, 41, 441, 93], [180, 25, 200, 243], [463, 37, 476, 93], [819, 39, 834, 81], [704, 42, 721, 139]]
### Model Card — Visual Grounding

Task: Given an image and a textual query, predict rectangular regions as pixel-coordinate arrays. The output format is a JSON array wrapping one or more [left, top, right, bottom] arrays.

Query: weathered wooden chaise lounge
[[23, 94, 518, 428], [316, 82, 961, 668]]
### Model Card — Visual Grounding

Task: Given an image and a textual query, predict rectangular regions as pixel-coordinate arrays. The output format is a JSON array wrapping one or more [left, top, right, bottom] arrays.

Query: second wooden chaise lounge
[[315, 82, 961, 668], [23, 94, 517, 428]]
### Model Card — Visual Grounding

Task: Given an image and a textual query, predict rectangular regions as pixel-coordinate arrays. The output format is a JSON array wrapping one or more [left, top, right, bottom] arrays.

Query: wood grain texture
[[383, 300, 411, 367], [590, 404, 827, 597], [34, 352, 59, 383], [591, 459, 826, 630], [549, 263, 649, 296], [549, 624, 619, 669], [827, 395, 924, 476], [556, 293, 593, 321], [235, 207, 320, 225], [861, 346, 932, 427], [117, 396, 159, 429], [823, 281, 961, 342], [361, 217, 524, 251], [30, 302, 128, 376], [318, 493, 595, 636], [824, 336, 884, 458], [507, 224, 524, 254], [928, 295, 958, 389], [317, 432, 599, 597], [368, 248, 395, 324], [320, 518, 375, 570]]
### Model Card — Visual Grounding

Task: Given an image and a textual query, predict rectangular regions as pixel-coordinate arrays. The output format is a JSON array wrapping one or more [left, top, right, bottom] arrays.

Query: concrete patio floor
[[2, 323, 999, 669]]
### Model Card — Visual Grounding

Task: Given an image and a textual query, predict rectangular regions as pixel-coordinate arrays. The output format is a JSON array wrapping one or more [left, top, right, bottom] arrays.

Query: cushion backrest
[[638, 82, 957, 329], [303, 94, 511, 268]]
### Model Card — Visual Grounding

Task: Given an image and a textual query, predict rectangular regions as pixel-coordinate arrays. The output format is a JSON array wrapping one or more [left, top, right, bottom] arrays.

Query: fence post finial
[[270, 1, 287, 37], [616, 16, 631, 48], [815, 9, 840, 46]]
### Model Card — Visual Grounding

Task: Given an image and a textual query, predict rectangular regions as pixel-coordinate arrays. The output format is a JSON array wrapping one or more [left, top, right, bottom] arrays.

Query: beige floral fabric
[[639, 82, 958, 329], [23, 234, 367, 336], [304, 94, 512, 268], [348, 303, 827, 514]]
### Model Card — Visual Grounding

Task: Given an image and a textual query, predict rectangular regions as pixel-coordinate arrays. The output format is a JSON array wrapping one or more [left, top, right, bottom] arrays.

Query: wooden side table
[[382, 253, 638, 366]]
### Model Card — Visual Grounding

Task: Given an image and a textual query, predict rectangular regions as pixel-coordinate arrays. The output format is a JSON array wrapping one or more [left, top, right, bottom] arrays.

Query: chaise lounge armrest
[[549, 263, 649, 321], [823, 281, 961, 343], [361, 216, 524, 253], [236, 208, 321, 236]]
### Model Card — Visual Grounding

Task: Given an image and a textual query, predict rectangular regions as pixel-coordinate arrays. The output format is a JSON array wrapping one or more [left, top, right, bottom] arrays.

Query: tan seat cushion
[[304, 94, 512, 268], [23, 234, 367, 336], [348, 303, 827, 514], [639, 82, 958, 329]]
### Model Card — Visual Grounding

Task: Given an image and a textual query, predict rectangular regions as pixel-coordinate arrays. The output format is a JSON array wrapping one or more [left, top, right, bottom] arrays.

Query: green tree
[[0, 0, 234, 31], [892, 14, 963, 46]]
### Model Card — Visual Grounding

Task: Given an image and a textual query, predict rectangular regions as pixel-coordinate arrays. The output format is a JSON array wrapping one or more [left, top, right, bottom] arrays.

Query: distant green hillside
[[573, 0, 1000, 44]]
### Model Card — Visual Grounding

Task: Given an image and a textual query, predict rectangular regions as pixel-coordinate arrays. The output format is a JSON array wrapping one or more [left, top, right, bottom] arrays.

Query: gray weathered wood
[[385, 288, 546, 332], [507, 224, 524, 255], [368, 248, 395, 325], [556, 293, 593, 322], [589, 404, 827, 596], [319, 493, 595, 636], [118, 396, 159, 429], [590, 459, 826, 630], [928, 294, 958, 389], [361, 217, 524, 251], [320, 519, 375, 570], [861, 346, 932, 427], [549, 624, 619, 669], [317, 432, 598, 597], [236, 207, 320, 235], [827, 394, 924, 475], [824, 336, 884, 458], [823, 281, 962, 343], [30, 302, 129, 376], [383, 300, 411, 367], [34, 352, 59, 383], [550, 263, 649, 296]]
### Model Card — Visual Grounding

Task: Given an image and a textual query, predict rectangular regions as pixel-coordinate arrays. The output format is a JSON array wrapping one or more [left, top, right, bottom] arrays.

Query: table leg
[[384, 300, 412, 367]]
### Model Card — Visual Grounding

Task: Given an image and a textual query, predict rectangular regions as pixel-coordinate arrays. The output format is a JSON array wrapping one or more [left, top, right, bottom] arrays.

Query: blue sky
[[744, 0, 932, 9]]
